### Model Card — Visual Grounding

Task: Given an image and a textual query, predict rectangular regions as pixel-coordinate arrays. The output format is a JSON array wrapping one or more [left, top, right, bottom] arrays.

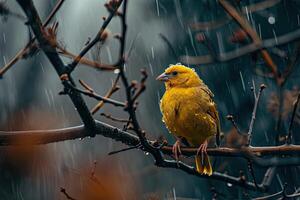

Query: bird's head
[[156, 64, 202, 88]]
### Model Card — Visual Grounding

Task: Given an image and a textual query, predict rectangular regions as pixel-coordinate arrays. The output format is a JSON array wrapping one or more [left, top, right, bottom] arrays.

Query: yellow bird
[[157, 64, 220, 176]]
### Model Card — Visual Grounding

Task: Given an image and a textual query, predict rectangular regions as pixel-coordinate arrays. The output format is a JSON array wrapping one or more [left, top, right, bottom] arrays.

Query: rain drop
[[227, 183, 233, 187], [268, 16, 276, 24], [114, 69, 120, 74]]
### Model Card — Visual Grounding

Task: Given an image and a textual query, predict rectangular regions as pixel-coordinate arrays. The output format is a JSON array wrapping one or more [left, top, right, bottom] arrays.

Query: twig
[[79, 79, 94, 92], [100, 112, 130, 123], [253, 190, 282, 200], [91, 74, 120, 114], [219, 0, 279, 81], [253, 183, 300, 200], [131, 69, 147, 103], [286, 92, 300, 144], [247, 160, 258, 188], [57, 46, 116, 71], [64, 81, 125, 107], [247, 84, 266, 146], [0, 0, 65, 77], [65, 0, 123, 74], [180, 28, 300, 65], [261, 167, 277, 188], [16, 0, 96, 136], [226, 114, 242, 134], [190, 0, 281, 31], [108, 143, 141, 155], [60, 187, 77, 200]]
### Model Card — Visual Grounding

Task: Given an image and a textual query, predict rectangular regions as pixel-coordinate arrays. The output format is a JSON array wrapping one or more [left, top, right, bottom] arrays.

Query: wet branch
[[180, 28, 300, 65], [8, 0, 300, 194], [65, 0, 123, 74], [16, 0, 96, 136], [0, 0, 65, 77], [247, 84, 266, 146], [286, 92, 300, 144]]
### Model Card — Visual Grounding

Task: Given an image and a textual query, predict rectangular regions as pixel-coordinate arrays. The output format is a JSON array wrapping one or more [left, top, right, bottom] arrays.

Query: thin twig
[[180, 28, 300, 65], [0, 0, 65, 77], [247, 160, 258, 188], [247, 84, 266, 146], [16, 0, 96, 136], [57, 46, 116, 71], [226, 114, 242, 134], [219, 0, 279, 81], [65, 0, 123, 74], [60, 187, 77, 200], [131, 69, 147, 103], [108, 143, 141, 155], [190, 0, 281, 31], [91, 74, 120, 114], [64, 81, 125, 107], [286, 92, 300, 144], [100, 112, 131, 123]]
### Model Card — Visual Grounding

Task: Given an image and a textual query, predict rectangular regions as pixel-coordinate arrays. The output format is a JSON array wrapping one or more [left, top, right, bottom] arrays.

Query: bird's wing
[[201, 86, 221, 146], [200, 84, 214, 98]]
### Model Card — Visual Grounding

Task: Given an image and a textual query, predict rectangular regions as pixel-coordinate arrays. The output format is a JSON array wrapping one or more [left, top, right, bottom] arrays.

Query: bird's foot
[[172, 139, 182, 162], [196, 140, 208, 165]]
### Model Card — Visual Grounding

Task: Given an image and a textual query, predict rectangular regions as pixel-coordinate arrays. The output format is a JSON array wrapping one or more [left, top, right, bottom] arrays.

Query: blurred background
[[1, 0, 300, 199]]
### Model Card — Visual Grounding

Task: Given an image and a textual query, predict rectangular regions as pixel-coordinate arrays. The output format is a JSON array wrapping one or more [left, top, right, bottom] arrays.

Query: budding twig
[[0, 0, 65, 77], [226, 114, 242, 134], [63, 80, 125, 107], [247, 83, 266, 146], [65, 0, 123, 74]]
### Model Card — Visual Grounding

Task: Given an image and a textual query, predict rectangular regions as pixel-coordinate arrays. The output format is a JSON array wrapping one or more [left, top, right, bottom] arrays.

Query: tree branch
[[180, 28, 300, 65], [65, 0, 123, 74], [16, 0, 96, 136], [0, 0, 65, 77]]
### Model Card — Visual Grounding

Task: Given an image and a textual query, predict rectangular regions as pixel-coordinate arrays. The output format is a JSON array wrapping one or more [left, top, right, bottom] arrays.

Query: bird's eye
[[172, 71, 178, 76]]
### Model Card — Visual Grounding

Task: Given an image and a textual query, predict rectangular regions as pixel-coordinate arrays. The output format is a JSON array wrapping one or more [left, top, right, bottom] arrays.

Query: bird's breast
[[160, 87, 217, 145]]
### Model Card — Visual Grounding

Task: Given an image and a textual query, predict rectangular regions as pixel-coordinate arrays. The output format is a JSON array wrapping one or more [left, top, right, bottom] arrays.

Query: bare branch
[[226, 114, 242, 135], [0, 0, 65, 78], [57, 46, 116, 71], [65, 0, 123, 74], [180, 28, 300, 65], [100, 113, 130, 123], [286, 92, 300, 144], [219, 0, 279, 80], [247, 84, 266, 146], [63, 81, 125, 107], [91, 75, 120, 114], [16, 0, 96, 136], [190, 0, 281, 31], [60, 187, 77, 200]]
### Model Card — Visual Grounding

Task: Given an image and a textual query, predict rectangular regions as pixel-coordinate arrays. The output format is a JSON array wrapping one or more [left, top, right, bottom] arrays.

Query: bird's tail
[[195, 154, 212, 176]]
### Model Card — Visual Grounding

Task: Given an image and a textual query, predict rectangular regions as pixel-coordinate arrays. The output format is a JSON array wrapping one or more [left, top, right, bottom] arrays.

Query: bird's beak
[[156, 72, 170, 82]]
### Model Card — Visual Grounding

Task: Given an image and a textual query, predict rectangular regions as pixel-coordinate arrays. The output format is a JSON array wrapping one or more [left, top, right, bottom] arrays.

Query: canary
[[157, 64, 220, 176]]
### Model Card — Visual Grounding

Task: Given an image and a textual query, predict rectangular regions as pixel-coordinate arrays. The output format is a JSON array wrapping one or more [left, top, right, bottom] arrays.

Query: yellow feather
[[159, 64, 219, 175]]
